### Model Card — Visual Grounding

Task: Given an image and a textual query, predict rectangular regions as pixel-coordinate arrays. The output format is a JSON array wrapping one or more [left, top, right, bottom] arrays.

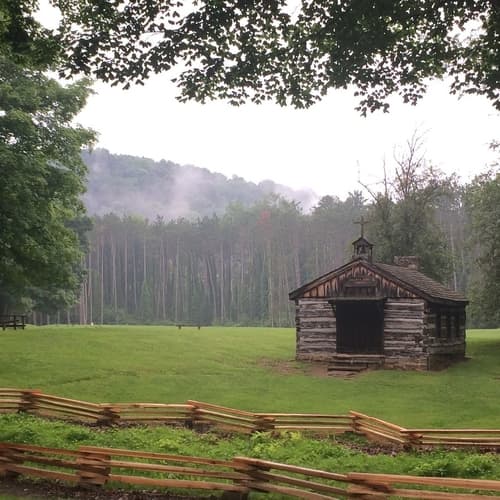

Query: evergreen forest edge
[[1, 1, 499, 330], [25, 147, 500, 330]]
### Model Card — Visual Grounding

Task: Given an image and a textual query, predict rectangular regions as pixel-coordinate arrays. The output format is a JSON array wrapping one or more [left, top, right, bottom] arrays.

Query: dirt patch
[[308, 362, 331, 377], [258, 358, 306, 375], [0, 477, 214, 500], [258, 358, 357, 378]]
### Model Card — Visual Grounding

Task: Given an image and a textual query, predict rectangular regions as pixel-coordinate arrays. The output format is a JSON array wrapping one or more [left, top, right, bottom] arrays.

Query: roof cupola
[[352, 216, 373, 262]]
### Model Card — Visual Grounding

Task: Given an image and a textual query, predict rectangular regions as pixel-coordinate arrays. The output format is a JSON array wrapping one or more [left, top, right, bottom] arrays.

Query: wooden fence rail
[[401, 428, 500, 448], [188, 400, 270, 433], [345, 472, 500, 499], [256, 412, 353, 434], [234, 456, 351, 498], [1, 442, 500, 499], [1, 389, 500, 449], [104, 402, 193, 425], [350, 411, 409, 445], [0, 442, 247, 494]]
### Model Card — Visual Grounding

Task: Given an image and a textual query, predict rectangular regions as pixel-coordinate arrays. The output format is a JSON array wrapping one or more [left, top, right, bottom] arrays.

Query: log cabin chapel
[[289, 229, 468, 371]]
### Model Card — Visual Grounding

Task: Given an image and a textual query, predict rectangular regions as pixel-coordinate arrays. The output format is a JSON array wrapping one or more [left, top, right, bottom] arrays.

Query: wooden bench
[[0, 314, 26, 330], [176, 324, 202, 330]]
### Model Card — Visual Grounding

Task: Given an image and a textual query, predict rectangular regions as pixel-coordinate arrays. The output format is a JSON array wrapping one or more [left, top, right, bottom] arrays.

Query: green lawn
[[1, 412, 499, 482], [0, 326, 499, 427]]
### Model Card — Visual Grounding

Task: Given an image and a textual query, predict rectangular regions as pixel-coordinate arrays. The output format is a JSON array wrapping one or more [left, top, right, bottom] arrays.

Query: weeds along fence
[[190, 400, 353, 435], [2, 389, 500, 449], [0, 443, 248, 495], [350, 412, 500, 449], [1, 443, 500, 499], [0, 390, 352, 435]]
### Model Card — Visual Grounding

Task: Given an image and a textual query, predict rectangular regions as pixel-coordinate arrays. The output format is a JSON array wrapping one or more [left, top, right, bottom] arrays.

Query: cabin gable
[[290, 260, 419, 301]]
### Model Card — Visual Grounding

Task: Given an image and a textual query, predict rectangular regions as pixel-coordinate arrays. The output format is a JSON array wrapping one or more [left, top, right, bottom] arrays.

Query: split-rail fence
[[1, 442, 500, 499], [1, 389, 500, 449]]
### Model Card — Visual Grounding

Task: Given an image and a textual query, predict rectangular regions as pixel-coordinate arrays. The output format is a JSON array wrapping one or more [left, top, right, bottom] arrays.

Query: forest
[[83, 149, 317, 219], [31, 145, 499, 329], [2, 1, 499, 331]]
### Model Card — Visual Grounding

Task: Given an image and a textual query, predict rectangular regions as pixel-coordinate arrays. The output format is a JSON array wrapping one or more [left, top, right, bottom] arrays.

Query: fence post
[[232, 457, 262, 497], [189, 402, 210, 432], [190, 401, 200, 429], [19, 390, 39, 414], [97, 405, 120, 425], [349, 411, 361, 434], [404, 430, 423, 448], [77, 448, 110, 488], [254, 415, 275, 433], [346, 474, 393, 499], [184, 402, 196, 429], [0, 443, 21, 479]]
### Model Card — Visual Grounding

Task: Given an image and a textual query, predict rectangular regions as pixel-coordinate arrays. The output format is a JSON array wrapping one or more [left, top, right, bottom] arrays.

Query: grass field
[[1, 325, 499, 428], [1, 326, 500, 498]]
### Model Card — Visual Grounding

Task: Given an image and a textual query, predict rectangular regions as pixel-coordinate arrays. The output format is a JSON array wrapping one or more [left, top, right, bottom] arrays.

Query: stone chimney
[[394, 256, 420, 270]]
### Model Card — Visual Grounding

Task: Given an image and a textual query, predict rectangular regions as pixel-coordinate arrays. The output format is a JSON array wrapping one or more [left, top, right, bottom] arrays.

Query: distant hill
[[82, 149, 317, 219]]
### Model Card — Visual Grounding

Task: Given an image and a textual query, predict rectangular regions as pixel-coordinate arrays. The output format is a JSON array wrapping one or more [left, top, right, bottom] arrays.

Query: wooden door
[[336, 300, 384, 354]]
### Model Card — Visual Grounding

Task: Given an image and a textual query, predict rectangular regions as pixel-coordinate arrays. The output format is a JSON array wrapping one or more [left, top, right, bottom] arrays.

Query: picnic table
[[0, 314, 26, 330]]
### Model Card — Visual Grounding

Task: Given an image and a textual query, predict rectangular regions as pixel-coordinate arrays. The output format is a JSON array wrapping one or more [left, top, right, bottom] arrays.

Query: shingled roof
[[374, 262, 468, 303], [289, 258, 468, 305]]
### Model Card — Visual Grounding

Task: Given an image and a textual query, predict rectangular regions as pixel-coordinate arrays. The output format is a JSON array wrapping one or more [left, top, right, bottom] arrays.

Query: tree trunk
[[100, 235, 104, 325]]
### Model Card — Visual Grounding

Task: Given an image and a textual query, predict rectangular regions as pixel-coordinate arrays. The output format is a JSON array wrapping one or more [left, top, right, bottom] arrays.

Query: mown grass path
[[0, 326, 499, 427]]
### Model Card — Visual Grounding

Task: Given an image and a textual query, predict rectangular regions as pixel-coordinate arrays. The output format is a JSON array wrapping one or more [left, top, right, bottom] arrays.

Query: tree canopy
[[1, 1, 497, 325], [0, 1, 95, 313], [363, 134, 454, 281], [0, 0, 58, 68], [53, 0, 500, 113], [465, 167, 500, 327]]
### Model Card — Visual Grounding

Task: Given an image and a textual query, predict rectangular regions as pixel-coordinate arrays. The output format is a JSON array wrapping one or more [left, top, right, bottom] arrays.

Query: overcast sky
[[38, 2, 500, 201], [77, 77, 499, 199]]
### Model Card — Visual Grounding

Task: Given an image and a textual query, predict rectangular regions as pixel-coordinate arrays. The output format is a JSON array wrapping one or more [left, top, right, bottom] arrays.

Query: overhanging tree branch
[[50, 0, 500, 113]]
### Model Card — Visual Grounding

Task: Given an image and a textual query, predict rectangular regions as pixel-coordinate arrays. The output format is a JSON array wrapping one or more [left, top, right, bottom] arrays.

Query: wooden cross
[[354, 215, 369, 238]]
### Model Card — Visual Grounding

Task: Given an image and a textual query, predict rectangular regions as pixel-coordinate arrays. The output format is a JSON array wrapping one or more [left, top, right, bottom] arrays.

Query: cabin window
[[447, 311, 452, 339], [455, 312, 461, 337], [435, 309, 441, 338], [441, 313, 447, 338]]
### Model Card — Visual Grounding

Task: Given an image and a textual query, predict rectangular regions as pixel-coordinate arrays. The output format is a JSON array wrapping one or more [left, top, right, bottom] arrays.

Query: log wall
[[423, 305, 466, 369], [383, 299, 428, 370], [295, 299, 336, 360], [295, 298, 430, 367], [295, 297, 467, 370]]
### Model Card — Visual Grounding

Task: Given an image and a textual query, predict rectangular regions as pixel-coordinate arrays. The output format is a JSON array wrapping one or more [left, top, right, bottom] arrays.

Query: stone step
[[328, 364, 366, 372], [332, 359, 384, 366], [333, 354, 385, 360], [328, 354, 385, 375]]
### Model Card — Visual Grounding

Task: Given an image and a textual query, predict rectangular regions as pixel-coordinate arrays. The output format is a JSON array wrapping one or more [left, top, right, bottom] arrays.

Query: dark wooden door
[[336, 300, 384, 354]]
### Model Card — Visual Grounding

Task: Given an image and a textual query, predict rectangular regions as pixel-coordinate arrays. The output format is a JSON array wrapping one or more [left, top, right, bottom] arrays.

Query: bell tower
[[352, 216, 373, 262]]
